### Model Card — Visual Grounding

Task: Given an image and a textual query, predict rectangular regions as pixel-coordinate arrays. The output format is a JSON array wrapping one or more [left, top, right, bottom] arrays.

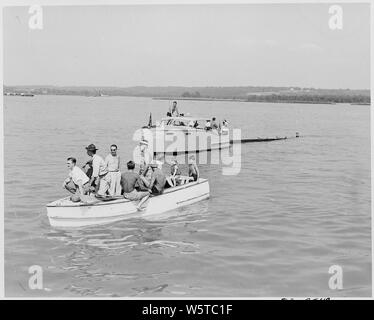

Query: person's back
[[70, 166, 89, 186], [150, 167, 166, 194], [122, 160, 150, 210], [92, 153, 108, 177], [121, 171, 140, 194]]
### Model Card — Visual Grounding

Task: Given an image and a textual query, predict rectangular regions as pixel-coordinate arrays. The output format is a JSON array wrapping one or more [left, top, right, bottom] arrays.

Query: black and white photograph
[[1, 1, 372, 299]]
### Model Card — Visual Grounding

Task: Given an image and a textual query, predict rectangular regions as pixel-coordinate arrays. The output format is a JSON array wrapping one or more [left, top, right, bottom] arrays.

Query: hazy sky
[[3, 4, 370, 89]]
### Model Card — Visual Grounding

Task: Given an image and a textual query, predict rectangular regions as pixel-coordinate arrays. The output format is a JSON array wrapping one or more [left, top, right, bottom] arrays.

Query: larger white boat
[[142, 116, 230, 154], [46, 178, 210, 228]]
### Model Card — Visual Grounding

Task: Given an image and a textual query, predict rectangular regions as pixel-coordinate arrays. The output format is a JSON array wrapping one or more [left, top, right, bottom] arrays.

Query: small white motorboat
[[46, 178, 210, 228], [142, 116, 230, 154]]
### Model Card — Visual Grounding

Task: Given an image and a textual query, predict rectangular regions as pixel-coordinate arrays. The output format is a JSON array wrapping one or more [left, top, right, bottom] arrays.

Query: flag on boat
[[148, 113, 152, 127]]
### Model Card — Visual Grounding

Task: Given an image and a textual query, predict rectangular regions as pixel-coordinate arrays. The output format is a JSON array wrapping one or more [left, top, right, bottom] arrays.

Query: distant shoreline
[[152, 97, 339, 104], [4, 85, 370, 105], [4, 94, 371, 106]]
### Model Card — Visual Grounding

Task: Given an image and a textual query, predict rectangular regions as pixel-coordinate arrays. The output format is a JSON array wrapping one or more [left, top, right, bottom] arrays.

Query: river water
[[3, 95, 371, 297]]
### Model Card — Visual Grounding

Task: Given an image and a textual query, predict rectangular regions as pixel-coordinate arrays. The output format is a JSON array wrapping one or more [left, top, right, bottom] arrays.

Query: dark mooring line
[[230, 132, 300, 144]]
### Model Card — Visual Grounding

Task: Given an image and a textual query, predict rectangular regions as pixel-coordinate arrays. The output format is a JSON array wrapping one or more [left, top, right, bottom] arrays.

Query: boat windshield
[[160, 118, 208, 129]]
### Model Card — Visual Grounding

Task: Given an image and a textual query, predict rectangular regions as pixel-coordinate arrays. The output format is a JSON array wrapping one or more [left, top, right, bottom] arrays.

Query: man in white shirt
[[139, 139, 152, 168], [105, 144, 121, 196], [63, 157, 91, 202], [86, 144, 112, 197]]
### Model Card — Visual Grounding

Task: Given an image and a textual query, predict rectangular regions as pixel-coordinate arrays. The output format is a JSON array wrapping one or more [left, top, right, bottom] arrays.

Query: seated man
[[146, 161, 166, 194], [63, 157, 91, 202], [121, 160, 150, 210], [205, 120, 212, 131], [166, 159, 181, 187], [188, 155, 200, 182]]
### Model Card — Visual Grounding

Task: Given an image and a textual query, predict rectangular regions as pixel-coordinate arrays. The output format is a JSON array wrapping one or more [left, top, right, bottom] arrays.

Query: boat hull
[[144, 127, 230, 154], [46, 179, 210, 228]]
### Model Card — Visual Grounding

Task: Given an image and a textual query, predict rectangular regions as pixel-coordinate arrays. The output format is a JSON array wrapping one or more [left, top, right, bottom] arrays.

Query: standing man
[[139, 139, 152, 169], [105, 144, 121, 196], [85, 144, 111, 197], [211, 117, 219, 130], [63, 157, 91, 202], [168, 101, 180, 117], [168, 158, 181, 187]]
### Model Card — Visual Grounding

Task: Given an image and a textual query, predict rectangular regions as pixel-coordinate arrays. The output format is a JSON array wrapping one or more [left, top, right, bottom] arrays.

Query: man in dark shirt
[[121, 160, 150, 210], [211, 117, 219, 130]]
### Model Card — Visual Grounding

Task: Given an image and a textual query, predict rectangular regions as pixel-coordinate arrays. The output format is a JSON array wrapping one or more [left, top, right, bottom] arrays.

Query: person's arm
[[117, 156, 121, 171], [90, 158, 99, 186], [194, 164, 200, 179], [139, 175, 150, 188], [142, 164, 150, 176], [76, 179, 84, 194], [89, 176, 96, 187], [137, 176, 150, 192], [62, 177, 71, 188], [119, 174, 125, 194], [148, 172, 156, 191]]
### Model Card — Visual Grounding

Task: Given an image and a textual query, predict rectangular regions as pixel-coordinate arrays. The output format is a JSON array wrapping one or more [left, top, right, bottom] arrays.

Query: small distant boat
[[4, 92, 34, 97], [46, 178, 210, 228], [142, 116, 230, 154]]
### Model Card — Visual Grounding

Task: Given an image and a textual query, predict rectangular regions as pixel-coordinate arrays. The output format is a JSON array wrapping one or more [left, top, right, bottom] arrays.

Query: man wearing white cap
[[139, 139, 152, 172]]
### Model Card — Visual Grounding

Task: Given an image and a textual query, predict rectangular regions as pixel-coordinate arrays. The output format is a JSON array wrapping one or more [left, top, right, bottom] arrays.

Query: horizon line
[[3, 84, 371, 91]]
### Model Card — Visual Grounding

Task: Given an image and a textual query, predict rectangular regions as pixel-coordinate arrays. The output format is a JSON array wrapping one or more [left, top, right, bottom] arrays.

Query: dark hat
[[85, 144, 98, 151]]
